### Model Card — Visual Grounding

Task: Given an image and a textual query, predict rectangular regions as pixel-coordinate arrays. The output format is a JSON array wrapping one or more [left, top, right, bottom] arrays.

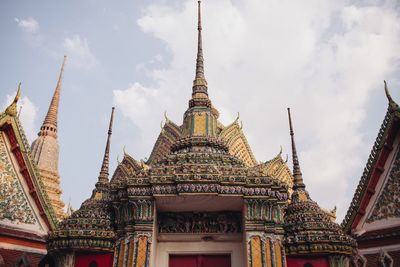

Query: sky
[[1, 0, 400, 222]]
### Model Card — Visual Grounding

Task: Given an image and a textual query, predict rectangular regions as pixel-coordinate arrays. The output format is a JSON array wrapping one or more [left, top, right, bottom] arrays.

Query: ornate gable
[[249, 150, 293, 193], [0, 133, 37, 226], [366, 143, 400, 223], [111, 153, 146, 185], [147, 120, 182, 165], [218, 119, 257, 167], [342, 82, 400, 233], [0, 102, 57, 233], [148, 117, 258, 168]]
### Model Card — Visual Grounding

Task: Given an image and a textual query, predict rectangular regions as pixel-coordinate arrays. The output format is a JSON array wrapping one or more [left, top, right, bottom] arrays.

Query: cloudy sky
[[1, 0, 400, 221]]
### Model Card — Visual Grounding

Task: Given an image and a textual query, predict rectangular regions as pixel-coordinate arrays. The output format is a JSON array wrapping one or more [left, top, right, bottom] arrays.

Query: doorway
[[169, 254, 231, 267]]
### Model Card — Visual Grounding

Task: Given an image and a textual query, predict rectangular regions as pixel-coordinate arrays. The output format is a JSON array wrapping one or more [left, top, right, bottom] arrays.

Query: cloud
[[15, 17, 40, 34], [62, 35, 98, 70], [114, 83, 160, 154], [2, 94, 39, 143], [15, 17, 43, 47], [114, 0, 400, 221]]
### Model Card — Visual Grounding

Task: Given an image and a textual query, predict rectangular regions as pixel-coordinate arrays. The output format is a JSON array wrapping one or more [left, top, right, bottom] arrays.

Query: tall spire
[[98, 107, 115, 184], [287, 108, 305, 190], [30, 57, 67, 220], [192, 0, 208, 94], [42, 55, 66, 131]]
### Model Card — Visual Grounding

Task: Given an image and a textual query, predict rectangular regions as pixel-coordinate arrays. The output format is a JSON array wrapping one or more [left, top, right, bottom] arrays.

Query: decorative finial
[[384, 80, 399, 110], [66, 197, 72, 216], [41, 56, 67, 131], [98, 107, 115, 184], [192, 0, 208, 92], [123, 145, 127, 156], [287, 108, 305, 190], [279, 145, 283, 155], [164, 111, 170, 122], [235, 112, 240, 123], [5, 83, 21, 117]]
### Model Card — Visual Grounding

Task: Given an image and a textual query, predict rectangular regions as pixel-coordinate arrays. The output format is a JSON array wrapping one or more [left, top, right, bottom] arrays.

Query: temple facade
[[45, 2, 355, 267], [1, 1, 399, 267]]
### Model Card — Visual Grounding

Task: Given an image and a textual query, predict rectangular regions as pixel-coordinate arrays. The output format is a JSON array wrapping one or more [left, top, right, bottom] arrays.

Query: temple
[[1, 1, 399, 267], [45, 2, 355, 267]]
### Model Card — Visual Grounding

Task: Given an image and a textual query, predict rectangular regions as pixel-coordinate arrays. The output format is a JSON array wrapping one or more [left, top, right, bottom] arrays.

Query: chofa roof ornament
[[4, 82, 21, 117]]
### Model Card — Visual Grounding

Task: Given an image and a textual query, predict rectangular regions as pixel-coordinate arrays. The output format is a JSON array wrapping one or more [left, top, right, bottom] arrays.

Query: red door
[[169, 254, 231, 267]]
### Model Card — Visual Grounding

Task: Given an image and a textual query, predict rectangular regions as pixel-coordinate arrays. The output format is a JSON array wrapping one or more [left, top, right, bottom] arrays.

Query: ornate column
[[113, 193, 155, 267], [245, 198, 287, 267]]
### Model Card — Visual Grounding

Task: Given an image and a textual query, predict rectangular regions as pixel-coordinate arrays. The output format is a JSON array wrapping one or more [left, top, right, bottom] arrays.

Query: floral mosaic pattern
[[367, 145, 400, 223], [0, 134, 36, 224]]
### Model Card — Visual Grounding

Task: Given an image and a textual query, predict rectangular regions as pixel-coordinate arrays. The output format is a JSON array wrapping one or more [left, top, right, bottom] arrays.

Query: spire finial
[[41, 56, 66, 132], [5, 83, 21, 117], [192, 0, 208, 93], [98, 107, 115, 184], [384, 80, 399, 111], [384, 80, 393, 102], [287, 108, 305, 190]]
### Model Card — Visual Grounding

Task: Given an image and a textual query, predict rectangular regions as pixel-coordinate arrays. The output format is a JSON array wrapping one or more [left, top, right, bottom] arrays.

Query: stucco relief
[[0, 134, 36, 224], [367, 146, 400, 223], [158, 212, 242, 234]]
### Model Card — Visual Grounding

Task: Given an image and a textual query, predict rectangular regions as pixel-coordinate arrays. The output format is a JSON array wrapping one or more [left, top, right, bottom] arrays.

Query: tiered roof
[[284, 108, 356, 256], [48, 108, 116, 252]]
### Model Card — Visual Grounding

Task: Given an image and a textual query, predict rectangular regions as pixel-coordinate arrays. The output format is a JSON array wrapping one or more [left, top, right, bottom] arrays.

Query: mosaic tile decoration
[[0, 134, 36, 224]]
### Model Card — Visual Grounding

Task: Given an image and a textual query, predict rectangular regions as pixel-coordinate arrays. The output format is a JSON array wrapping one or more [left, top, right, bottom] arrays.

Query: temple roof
[[0, 85, 58, 232], [147, 119, 182, 165], [219, 118, 258, 167], [284, 108, 356, 256], [342, 81, 400, 233], [249, 149, 293, 193], [112, 1, 292, 197]]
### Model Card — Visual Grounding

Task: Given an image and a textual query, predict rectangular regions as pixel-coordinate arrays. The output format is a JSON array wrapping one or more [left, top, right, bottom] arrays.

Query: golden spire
[[98, 107, 115, 184], [192, 0, 208, 94], [287, 108, 305, 190], [42, 55, 66, 130], [5, 83, 21, 117]]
